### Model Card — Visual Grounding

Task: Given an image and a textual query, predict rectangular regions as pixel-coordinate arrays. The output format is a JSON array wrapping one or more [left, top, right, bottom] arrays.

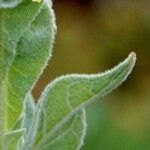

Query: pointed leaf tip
[[120, 51, 136, 77], [128, 52, 136, 64]]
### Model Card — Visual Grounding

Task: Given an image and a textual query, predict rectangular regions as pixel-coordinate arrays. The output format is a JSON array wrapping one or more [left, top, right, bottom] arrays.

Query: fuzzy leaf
[[4, 129, 25, 150], [0, 0, 56, 131], [0, 0, 42, 78], [19, 94, 86, 150], [38, 109, 87, 150], [34, 52, 136, 148]]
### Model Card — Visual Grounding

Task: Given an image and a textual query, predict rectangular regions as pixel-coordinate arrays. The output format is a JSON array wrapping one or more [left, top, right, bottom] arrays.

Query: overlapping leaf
[[20, 94, 86, 150], [0, 0, 56, 130], [40, 109, 86, 150], [32, 52, 136, 149]]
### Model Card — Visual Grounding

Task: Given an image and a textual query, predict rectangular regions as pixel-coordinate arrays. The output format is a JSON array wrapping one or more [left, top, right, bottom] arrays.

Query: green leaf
[[4, 129, 25, 150], [19, 94, 86, 150], [34, 52, 136, 148], [0, 0, 56, 131], [0, 0, 42, 78], [39, 109, 87, 150], [0, 1, 42, 143]]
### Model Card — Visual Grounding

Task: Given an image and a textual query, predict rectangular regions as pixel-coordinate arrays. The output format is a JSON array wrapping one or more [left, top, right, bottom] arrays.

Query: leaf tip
[[126, 51, 136, 72], [129, 51, 136, 63]]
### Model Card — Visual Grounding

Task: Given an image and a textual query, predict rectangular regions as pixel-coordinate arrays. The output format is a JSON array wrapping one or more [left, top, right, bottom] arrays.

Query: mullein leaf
[[33, 52, 136, 149], [0, 0, 56, 130], [39, 109, 86, 150]]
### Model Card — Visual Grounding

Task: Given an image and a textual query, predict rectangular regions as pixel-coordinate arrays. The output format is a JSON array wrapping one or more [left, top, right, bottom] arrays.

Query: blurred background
[[33, 0, 150, 149]]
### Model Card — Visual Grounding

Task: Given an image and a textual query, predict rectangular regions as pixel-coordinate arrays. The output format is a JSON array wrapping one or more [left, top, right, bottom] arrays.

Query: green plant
[[0, 0, 136, 150]]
